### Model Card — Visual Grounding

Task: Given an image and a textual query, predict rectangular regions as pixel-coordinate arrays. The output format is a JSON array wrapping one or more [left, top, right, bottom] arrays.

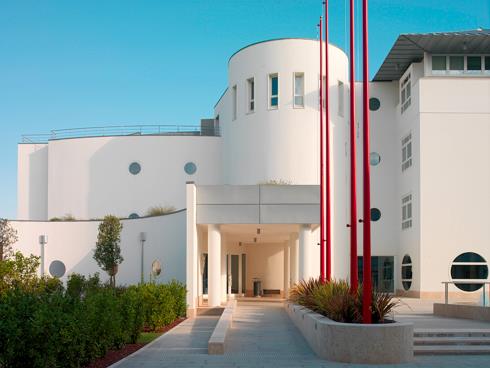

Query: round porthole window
[[184, 162, 197, 175], [401, 255, 412, 291], [129, 162, 141, 175], [152, 259, 162, 277], [369, 97, 380, 111], [128, 213, 139, 219], [370, 208, 381, 222], [369, 152, 381, 166], [451, 252, 488, 292], [49, 260, 66, 278]]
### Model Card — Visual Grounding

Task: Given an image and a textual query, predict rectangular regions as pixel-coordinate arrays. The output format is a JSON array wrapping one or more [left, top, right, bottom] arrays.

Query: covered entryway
[[186, 184, 321, 315]]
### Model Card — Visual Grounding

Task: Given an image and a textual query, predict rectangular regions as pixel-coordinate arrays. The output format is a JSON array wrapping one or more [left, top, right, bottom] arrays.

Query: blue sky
[[0, 0, 489, 219]]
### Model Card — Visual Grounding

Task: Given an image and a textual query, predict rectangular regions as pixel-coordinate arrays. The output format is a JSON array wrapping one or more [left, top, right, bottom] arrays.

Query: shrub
[[93, 215, 123, 287], [289, 279, 398, 324], [146, 205, 177, 217], [49, 214, 76, 221]]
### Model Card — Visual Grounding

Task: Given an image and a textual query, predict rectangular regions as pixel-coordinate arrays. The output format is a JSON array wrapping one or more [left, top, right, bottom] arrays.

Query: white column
[[186, 183, 198, 316], [290, 233, 299, 285], [221, 247, 227, 303], [208, 224, 221, 307], [299, 225, 313, 280], [227, 254, 232, 295], [283, 241, 290, 298], [238, 253, 243, 295]]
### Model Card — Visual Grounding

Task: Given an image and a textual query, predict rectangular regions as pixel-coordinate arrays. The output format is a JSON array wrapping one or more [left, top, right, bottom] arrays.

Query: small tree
[[0, 218, 18, 262], [93, 215, 123, 287]]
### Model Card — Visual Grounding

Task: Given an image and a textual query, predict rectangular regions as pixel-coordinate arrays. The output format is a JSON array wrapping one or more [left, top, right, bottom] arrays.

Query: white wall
[[17, 143, 48, 220], [245, 242, 285, 292], [45, 135, 222, 220], [419, 77, 490, 295], [11, 211, 187, 285]]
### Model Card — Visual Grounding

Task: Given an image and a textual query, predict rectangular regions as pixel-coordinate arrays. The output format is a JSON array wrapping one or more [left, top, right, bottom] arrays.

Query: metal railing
[[442, 281, 490, 306], [21, 124, 220, 143]]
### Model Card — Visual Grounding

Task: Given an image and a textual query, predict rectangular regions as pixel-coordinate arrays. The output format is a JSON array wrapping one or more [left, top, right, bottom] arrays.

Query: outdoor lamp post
[[140, 232, 147, 284], [39, 235, 48, 277]]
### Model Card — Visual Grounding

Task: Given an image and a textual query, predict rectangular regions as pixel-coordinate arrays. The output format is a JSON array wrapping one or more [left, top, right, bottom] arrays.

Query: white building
[[12, 29, 490, 315]]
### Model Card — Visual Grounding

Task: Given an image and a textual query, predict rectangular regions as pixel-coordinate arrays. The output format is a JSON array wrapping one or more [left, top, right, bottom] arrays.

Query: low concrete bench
[[208, 300, 237, 354]]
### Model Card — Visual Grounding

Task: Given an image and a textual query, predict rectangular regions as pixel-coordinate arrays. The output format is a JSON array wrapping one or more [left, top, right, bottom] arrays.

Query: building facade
[[12, 30, 490, 314]]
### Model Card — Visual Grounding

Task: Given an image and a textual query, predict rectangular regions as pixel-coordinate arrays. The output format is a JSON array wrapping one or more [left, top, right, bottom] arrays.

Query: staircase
[[414, 329, 490, 355]]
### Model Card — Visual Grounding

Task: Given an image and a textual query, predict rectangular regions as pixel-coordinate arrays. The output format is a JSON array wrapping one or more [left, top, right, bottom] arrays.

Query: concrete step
[[414, 336, 490, 346], [414, 345, 490, 355], [414, 329, 490, 338]]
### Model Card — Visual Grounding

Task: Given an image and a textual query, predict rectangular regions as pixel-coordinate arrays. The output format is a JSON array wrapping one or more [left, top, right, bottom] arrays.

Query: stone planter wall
[[434, 303, 490, 322], [286, 302, 413, 364]]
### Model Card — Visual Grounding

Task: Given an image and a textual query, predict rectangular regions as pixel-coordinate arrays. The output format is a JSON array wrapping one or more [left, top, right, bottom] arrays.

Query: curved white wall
[[45, 135, 222, 220], [219, 38, 348, 186], [12, 211, 187, 285]]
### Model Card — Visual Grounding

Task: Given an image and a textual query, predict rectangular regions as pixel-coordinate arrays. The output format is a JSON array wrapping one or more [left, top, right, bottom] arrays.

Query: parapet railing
[[21, 124, 220, 143], [442, 281, 490, 306]]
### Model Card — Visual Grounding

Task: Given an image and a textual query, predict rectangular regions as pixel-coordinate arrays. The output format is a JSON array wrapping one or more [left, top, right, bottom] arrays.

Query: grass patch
[[146, 205, 176, 217], [136, 332, 162, 344]]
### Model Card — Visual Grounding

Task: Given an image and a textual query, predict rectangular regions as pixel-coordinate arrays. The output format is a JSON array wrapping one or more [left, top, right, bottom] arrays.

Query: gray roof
[[373, 29, 490, 81]]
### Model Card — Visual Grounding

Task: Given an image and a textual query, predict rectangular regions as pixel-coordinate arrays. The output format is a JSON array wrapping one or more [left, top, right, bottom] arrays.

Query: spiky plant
[[371, 291, 399, 323], [288, 277, 323, 310], [311, 280, 361, 323]]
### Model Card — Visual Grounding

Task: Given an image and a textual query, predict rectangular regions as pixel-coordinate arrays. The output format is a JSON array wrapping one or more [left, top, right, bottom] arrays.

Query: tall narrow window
[[485, 56, 490, 72], [402, 194, 413, 230], [269, 73, 278, 109], [293, 72, 304, 108], [400, 73, 411, 114], [338, 81, 344, 117], [247, 78, 255, 112], [401, 133, 412, 171], [232, 85, 237, 120]]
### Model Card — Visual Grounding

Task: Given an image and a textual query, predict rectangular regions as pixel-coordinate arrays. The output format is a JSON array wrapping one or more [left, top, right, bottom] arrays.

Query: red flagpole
[[349, 0, 358, 293], [362, 0, 372, 324], [324, 0, 331, 282], [319, 16, 325, 283]]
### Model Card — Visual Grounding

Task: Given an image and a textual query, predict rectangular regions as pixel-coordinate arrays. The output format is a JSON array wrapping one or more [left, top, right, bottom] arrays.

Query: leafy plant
[[0, 218, 18, 261], [93, 215, 123, 287], [288, 277, 323, 310], [0, 252, 40, 294], [146, 205, 176, 217]]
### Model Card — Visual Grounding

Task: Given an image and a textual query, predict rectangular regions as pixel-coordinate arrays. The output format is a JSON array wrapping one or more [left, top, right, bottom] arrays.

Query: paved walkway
[[112, 301, 490, 368]]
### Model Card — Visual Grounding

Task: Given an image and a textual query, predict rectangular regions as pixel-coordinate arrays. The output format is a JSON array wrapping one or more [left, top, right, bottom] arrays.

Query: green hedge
[[0, 274, 186, 368]]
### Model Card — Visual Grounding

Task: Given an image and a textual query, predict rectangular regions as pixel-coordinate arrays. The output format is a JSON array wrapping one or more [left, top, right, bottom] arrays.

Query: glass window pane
[[449, 56, 464, 70], [294, 75, 304, 96], [294, 96, 304, 106], [432, 56, 446, 70], [485, 56, 490, 71], [467, 56, 482, 71], [271, 96, 278, 107], [271, 76, 278, 95]]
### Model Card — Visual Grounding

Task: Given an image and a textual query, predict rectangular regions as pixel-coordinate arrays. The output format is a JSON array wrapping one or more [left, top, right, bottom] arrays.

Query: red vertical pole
[[349, 0, 358, 293], [361, 0, 372, 324], [319, 17, 325, 283], [324, 0, 331, 282]]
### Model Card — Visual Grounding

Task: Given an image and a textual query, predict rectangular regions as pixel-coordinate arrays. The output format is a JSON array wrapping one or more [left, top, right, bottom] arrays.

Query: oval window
[[129, 162, 141, 175], [369, 152, 381, 166], [49, 260, 66, 278], [184, 162, 197, 175], [369, 97, 381, 111], [401, 255, 412, 291], [451, 252, 488, 292], [370, 208, 381, 222]]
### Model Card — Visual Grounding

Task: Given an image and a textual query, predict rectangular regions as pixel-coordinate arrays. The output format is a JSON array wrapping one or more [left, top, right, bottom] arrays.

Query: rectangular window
[[467, 56, 482, 71], [269, 73, 278, 109], [293, 72, 304, 108], [401, 133, 412, 171], [432, 55, 447, 71], [247, 78, 255, 112], [232, 85, 237, 120], [400, 73, 411, 114], [485, 56, 490, 71], [357, 256, 394, 293], [338, 81, 344, 117], [402, 194, 413, 230], [449, 56, 464, 71]]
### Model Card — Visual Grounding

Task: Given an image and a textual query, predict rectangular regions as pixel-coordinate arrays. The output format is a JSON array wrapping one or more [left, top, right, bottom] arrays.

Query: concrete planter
[[286, 302, 413, 364]]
